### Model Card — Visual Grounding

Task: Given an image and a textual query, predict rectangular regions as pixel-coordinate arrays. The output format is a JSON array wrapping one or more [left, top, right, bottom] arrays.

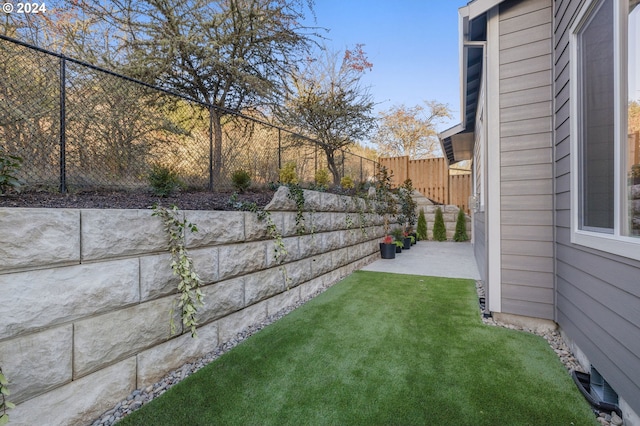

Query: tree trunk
[[210, 108, 223, 188], [324, 148, 341, 185]]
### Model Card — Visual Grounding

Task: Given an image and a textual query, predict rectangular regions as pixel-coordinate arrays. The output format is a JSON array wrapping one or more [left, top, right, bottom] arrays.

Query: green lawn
[[118, 271, 596, 426]]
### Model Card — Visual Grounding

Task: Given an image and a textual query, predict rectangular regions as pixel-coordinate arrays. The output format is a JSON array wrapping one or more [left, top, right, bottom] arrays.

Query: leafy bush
[[231, 169, 251, 192], [148, 164, 181, 197], [340, 176, 354, 189], [0, 149, 23, 194], [417, 208, 428, 240], [391, 227, 404, 242], [453, 208, 469, 242], [433, 206, 447, 241], [374, 166, 397, 235], [397, 179, 418, 230], [314, 168, 330, 188], [279, 161, 298, 184]]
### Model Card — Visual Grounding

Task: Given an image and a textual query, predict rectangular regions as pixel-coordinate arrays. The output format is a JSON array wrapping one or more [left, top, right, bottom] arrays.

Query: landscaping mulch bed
[[0, 189, 276, 211]]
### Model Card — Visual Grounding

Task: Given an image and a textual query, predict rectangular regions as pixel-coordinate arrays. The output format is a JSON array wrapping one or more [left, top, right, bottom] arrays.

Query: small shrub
[[314, 168, 330, 188], [340, 176, 354, 189], [0, 148, 23, 194], [453, 208, 469, 242], [417, 208, 428, 240], [433, 206, 447, 241], [148, 164, 181, 197], [231, 169, 251, 192], [279, 161, 298, 184], [391, 227, 404, 242]]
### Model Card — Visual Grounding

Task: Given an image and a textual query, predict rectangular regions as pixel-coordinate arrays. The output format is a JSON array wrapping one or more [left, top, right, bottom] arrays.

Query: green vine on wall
[[0, 367, 14, 426], [342, 197, 356, 236], [286, 183, 307, 235], [228, 193, 291, 288], [359, 193, 374, 237], [152, 205, 205, 338]]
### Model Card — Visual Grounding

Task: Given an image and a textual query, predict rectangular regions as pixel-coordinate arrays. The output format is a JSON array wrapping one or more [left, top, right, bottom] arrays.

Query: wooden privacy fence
[[379, 156, 472, 214]]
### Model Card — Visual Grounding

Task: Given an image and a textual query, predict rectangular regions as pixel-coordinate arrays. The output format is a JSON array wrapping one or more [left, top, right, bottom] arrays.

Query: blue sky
[[306, 1, 465, 131]]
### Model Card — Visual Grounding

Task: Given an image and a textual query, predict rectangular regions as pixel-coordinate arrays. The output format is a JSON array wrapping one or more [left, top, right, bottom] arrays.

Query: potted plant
[[402, 231, 412, 250], [394, 240, 404, 253], [406, 225, 417, 245], [379, 235, 396, 259]]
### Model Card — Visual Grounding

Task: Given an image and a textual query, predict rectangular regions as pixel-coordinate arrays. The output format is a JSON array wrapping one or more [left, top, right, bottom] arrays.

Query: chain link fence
[[0, 35, 378, 193]]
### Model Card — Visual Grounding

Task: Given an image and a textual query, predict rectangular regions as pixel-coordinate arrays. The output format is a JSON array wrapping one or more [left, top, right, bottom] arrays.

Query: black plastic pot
[[379, 243, 396, 259], [410, 232, 417, 244], [403, 237, 411, 249], [395, 244, 402, 253]]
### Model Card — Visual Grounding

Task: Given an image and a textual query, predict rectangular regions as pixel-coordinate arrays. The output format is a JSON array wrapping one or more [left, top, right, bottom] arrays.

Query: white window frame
[[570, 0, 640, 261]]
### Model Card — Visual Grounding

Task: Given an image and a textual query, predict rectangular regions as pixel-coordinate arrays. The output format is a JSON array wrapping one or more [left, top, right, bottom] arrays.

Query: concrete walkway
[[361, 241, 480, 280]]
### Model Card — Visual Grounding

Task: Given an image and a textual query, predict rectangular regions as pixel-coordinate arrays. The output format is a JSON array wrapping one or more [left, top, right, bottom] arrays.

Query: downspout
[[485, 5, 502, 314]]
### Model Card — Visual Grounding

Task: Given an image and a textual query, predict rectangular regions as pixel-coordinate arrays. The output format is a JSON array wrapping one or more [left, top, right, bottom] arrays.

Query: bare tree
[[277, 44, 377, 184], [373, 101, 451, 159], [77, 0, 319, 183]]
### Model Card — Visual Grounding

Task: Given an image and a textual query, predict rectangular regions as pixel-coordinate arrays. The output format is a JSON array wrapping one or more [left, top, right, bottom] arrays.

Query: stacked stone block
[[0, 187, 383, 425]]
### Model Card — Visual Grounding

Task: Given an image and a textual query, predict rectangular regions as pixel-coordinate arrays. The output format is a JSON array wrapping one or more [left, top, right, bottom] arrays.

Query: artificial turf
[[118, 271, 597, 425]]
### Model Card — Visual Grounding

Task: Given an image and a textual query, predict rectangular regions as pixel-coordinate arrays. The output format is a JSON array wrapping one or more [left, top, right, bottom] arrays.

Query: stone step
[[411, 192, 471, 240]]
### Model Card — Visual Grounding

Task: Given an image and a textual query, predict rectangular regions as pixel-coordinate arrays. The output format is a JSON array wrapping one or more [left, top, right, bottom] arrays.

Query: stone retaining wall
[[0, 187, 384, 426]]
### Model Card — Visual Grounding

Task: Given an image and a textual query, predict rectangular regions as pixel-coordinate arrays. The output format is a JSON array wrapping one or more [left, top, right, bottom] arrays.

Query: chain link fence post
[[59, 57, 67, 193]]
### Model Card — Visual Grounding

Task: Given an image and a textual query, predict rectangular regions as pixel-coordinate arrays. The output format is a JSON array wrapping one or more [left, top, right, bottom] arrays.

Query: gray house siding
[[553, 0, 640, 414], [498, 0, 555, 319], [474, 211, 487, 282]]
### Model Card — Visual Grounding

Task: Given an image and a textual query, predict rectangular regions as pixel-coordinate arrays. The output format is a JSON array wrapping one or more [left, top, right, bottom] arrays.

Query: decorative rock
[[611, 412, 623, 426]]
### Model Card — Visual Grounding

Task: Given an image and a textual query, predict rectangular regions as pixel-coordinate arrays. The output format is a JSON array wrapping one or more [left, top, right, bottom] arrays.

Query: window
[[571, 0, 640, 259], [628, 0, 639, 237]]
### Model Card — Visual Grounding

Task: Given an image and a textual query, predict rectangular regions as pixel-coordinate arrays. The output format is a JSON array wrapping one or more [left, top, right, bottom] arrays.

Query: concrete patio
[[361, 241, 480, 280]]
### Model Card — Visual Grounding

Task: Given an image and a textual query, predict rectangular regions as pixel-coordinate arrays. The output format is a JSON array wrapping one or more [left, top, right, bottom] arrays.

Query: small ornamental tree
[[417, 208, 428, 240], [397, 179, 418, 232], [433, 206, 447, 241], [453, 208, 469, 242]]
